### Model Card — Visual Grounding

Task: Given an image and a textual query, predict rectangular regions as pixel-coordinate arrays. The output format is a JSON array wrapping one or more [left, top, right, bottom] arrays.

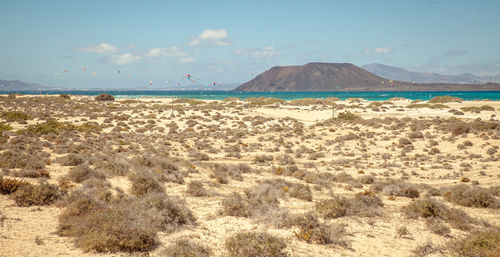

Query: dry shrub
[[68, 164, 105, 183], [443, 184, 499, 208], [428, 95, 463, 103], [58, 191, 195, 253], [128, 171, 164, 196], [293, 213, 348, 246], [336, 111, 360, 120], [212, 163, 250, 183], [163, 239, 211, 257], [490, 186, 500, 197], [404, 198, 477, 230], [186, 180, 208, 197], [225, 231, 287, 257], [449, 227, 500, 257], [221, 193, 251, 217], [289, 183, 312, 201], [0, 150, 46, 169], [11, 168, 50, 178], [0, 176, 29, 194], [56, 153, 85, 166], [315, 192, 383, 219], [12, 183, 62, 206], [95, 93, 115, 101], [425, 217, 450, 236], [370, 179, 420, 198]]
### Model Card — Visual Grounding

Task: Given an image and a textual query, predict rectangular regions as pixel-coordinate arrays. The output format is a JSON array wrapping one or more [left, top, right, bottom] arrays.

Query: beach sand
[[0, 94, 499, 256]]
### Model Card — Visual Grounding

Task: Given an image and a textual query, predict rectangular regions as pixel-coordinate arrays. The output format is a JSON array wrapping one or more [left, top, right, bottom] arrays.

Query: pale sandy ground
[[0, 95, 499, 257]]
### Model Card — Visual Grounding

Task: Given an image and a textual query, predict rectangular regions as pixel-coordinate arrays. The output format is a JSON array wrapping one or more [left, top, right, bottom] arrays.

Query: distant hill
[[0, 80, 51, 90], [235, 62, 386, 91], [362, 63, 498, 84], [235, 62, 500, 92]]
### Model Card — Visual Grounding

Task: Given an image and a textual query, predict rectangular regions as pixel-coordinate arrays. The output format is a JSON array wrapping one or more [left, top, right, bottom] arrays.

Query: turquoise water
[[3, 90, 500, 101]]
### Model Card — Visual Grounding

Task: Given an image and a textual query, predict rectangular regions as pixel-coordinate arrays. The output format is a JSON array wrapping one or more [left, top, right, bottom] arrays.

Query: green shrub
[[12, 183, 62, 206], [1, 111, 30, 121], [225, 231, 288, 257], [0, 122, 12, 132]]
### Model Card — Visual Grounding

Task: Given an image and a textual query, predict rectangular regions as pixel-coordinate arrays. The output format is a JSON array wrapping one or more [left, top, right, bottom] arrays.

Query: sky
[[1, 0, 499, 89]]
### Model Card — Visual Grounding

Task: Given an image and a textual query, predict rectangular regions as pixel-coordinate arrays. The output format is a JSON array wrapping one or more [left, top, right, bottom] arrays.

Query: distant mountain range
[[0, 80, 52, 91], [235, 62, 500, 92], [362, 63, 500, 84]]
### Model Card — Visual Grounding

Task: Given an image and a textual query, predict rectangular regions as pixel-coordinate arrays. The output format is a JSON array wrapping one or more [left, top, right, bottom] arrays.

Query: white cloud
[[188, 29, 230, 47], [72, 43, 118, 54], [233, 46, 280, 59], [146, 46, 187, 57], [199, 29, 227, 40], [111, 53, 141, 65], [178, 57, 196, 64], [374, 47, 393, 53]]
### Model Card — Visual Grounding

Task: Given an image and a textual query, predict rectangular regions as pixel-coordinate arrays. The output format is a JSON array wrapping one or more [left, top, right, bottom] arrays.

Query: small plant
[[336, 111, 360, 120], [0, 122, 12, 132], [289, 183, 312, 201], [225, 231, 288, 257]]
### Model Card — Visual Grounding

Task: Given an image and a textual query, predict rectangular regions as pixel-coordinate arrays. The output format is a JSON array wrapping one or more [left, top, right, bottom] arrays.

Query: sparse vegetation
[[225, 231, 288, 257]]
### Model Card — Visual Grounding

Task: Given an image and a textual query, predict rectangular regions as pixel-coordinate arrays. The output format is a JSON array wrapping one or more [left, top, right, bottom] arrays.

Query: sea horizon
[[2, 89, 500, 101]]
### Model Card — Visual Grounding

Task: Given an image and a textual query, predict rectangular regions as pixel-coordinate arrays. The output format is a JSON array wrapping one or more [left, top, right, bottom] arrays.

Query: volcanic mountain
[[234, 62, 500, 91], [235, 62, 384, 91]]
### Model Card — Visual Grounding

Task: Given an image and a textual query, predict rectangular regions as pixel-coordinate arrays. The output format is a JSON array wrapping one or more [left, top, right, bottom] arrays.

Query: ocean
[[3, 90, 500, 101]]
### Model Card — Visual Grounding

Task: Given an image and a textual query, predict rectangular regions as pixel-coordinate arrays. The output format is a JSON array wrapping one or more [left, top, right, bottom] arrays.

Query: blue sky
[[1, 0, 499, 89]]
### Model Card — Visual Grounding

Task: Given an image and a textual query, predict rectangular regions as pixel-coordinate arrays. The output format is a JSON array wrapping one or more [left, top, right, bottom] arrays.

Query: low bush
[[336, 111, 360, 120], [403, 198, 477, 230], [0, 122, 12, 132], [1, 111, 30, 121], [315, 192, 383, 219], [58, 191, 195, 253], [293, 213, 348, 246], [186, 180, 208, 197], [12, 183, 62, 206], [95, 93, 114, 101], [370, 179, 420, 198], [225, 231, 288, 257], [0, 176, 29, 194], [11, 168, 50, 178], [0, 150, 46, 169], [289, 183, 312, 201], [428, 95, 463, 103], [68, 165, 105, 183], [128, 171, 164, 196], [443, 184, 499, 208], [449, 227, 500, 257], [56, 154, 85, 166], [163, 239, 211, 257]]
